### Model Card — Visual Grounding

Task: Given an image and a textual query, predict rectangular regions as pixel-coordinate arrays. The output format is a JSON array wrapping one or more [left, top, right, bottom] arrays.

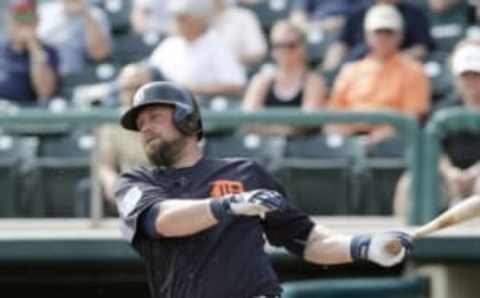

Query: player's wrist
[[350, 234, 371, 262], [208, 197, 234, 222]]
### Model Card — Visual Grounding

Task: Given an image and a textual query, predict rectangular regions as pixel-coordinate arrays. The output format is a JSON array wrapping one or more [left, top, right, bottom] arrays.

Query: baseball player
[[115, 82, 412, 298]]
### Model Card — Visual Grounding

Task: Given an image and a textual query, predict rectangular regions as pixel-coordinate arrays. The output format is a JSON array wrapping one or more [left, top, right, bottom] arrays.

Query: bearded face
[[136, 105, 187, 168]]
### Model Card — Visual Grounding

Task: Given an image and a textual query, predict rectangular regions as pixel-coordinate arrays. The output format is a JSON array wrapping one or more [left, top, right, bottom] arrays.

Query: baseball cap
[[167, 0, 213, 17], [364, 4, 403, 32], [8, 0, 37, 22], [452, 42, 480, 75]]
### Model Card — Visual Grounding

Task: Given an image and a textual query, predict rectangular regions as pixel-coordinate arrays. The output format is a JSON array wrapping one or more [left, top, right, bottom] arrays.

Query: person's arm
[[303, 224, 412, 267], [322, 42, 348, 72], [402, 44, 428, 61], [83, 8, 112, 61], [303, 225, 352, 264], [242, 72, 272, 112], [188, 83, 244, 97], [95, 127, 119, 203], [27, 38, 57, 100], [301, 72, 327, 110], [145, 189, 286, 238]]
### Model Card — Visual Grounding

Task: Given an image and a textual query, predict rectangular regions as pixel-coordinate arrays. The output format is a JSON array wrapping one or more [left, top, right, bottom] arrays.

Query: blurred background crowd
[[0, 0, 480, 221]]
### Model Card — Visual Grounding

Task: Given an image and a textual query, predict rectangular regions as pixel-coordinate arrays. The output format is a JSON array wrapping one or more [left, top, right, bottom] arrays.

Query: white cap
[[168, 0, 213, 17], [452, 43, 480, 75], [364, 4, 403, 32]]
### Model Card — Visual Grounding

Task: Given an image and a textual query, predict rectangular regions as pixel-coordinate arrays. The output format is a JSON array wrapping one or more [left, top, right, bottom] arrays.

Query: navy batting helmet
[[120, 82, 203, 140]]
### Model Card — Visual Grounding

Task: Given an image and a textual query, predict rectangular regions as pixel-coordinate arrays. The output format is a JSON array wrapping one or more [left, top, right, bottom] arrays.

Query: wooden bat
[[387, 195, 480, 255]]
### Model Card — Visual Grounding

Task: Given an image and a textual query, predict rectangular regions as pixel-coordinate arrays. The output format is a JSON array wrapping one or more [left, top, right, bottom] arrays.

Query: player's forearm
[[303, 225, 353, 264], [155, 199, 218, 237]]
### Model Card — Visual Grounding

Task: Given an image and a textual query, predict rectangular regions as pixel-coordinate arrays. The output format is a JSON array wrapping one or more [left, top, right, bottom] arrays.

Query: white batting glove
[[209, 189, 286, 220], [351, 231, 412, 267]]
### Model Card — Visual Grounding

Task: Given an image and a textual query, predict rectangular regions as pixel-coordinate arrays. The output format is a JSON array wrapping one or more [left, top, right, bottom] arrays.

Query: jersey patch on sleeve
[[118, 186, 143, 218]]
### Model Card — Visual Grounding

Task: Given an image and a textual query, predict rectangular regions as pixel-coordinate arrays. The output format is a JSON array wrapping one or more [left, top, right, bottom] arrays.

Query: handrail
[[423, 107, 480, 222], [0, 108, 422, 224]]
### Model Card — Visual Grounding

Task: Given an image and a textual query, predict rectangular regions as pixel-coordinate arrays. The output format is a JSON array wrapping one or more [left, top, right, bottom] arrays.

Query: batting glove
[[351, 231, 412, 267], [209, 189, 286, 221]]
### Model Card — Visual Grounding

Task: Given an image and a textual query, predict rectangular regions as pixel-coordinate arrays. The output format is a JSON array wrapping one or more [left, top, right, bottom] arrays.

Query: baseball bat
[[386, 195, 480, 255]]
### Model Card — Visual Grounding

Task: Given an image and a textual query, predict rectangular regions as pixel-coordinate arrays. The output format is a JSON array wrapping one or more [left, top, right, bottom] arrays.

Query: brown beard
[[144, 136, 187, 168]]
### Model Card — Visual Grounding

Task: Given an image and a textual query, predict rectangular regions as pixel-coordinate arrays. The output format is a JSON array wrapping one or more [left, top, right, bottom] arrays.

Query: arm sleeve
[[251, 162, 315, 257], [114, 170, 167, 243]]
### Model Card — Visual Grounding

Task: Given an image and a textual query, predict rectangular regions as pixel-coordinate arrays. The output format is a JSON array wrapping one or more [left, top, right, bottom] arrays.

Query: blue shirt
[[340, 1, 435, 62], [291, 0, 368, 19], [115, 157, 314, 298], [0, 38, 59, 105]]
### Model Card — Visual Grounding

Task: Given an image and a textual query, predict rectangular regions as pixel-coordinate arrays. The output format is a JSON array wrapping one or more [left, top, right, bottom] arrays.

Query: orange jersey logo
[[210, 180, 245, 198]]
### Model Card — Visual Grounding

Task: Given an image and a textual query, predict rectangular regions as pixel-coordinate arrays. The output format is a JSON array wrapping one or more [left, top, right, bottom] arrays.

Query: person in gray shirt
[[37, 0, 112, 75]]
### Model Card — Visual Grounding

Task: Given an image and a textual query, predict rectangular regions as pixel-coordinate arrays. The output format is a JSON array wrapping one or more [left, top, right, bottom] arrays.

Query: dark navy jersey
[[115, 157, 315, 298]]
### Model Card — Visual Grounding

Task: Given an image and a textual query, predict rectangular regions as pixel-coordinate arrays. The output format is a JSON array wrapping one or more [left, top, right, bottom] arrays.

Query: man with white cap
[[322, 0, 433, 72], [394, 39, 480, 218], [327, 3, 430, 148], [148, 0, 246, 99]]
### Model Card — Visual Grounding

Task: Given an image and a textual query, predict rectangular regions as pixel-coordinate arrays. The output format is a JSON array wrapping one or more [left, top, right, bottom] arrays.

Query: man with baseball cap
[[327, 3, 430, 149], [395, 40, 480, 217], [0, 0, 59, 106], [114, 81, 413, 298], [323, 0, 433, 72]]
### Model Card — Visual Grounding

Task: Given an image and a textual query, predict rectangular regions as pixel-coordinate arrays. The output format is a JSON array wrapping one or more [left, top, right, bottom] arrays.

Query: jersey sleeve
[[114, 169, 167, 243], [251, 162, 315, 257]]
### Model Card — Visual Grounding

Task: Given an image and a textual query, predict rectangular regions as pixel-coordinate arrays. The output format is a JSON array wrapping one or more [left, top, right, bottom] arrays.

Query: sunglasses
[[373, 29, 397, 35], [271, 41, 300, 50]]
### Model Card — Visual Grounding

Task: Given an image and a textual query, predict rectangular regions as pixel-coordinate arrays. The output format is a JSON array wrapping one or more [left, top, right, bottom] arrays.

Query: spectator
[[322, 0, 434, 72], [37, 0, 112, 75], [243, 20, 326, 136], [394, 39, 480, 218], [327, 4, 430, 148], [212, 0, 267, 67], [94, 63, 151, 207], [148, 0, 246, 98], [0, 0, 59, 106], [130, 0, 172, 35]]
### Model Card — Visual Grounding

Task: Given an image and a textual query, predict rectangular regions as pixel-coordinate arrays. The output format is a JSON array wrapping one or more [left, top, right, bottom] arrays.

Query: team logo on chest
[[210, 180, 245, 198]]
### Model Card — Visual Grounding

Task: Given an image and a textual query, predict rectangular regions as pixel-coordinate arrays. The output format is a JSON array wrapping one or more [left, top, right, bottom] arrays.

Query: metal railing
[[422, 107, 480, 222], [0, 108, 423, 224]]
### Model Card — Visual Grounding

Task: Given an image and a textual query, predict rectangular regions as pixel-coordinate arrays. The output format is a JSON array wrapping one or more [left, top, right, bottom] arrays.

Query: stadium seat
[[203, 133, 286, 172], [111, 31, 163, 65], [279, 135, 354, 214], [0, 134, 23, 217], [28, 131, 94, 217], [59, 62, 119, 103], [282, 277, 430, 298], [424, 52, 455, 104], [357, 158, 406, 215], [279, 158, 351, 214], [97, 0, 132, 34]]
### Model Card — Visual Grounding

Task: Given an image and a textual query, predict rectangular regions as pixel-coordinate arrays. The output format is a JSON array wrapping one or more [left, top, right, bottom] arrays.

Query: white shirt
[[212, 6, 267, 63], [148, 30, 247, 87]]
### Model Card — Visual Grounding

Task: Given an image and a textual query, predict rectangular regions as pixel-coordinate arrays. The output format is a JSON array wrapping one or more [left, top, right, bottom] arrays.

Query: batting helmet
[[120, 82, 203, 140]]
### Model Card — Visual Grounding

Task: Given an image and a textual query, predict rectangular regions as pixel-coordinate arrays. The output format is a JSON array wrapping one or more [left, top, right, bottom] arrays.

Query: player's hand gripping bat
[[386, 195, 480, 255]]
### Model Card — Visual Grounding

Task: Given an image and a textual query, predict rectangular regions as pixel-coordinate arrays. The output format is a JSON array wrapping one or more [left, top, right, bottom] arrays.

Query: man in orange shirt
[[327, 3, 430, 148]]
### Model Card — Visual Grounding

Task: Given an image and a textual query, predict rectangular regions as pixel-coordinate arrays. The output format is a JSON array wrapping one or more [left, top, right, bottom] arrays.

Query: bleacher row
[[36, 0, 478, 107], [0, 126, 406, 218]]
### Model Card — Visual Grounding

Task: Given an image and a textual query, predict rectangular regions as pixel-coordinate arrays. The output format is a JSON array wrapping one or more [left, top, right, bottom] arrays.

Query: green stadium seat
[[358, 158, 406, 215], [111, 32, 163, 65], [0, 134, 24, 217], [279, 157, 351, 214], [204, 133, 286, 172], [98, 0, 132, 34], [27, 131, 94, 217], [282, 277, 430, 298]]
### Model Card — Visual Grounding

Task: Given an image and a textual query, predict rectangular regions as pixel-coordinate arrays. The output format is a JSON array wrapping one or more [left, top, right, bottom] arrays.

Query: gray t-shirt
[[37, 1, 112, 75]]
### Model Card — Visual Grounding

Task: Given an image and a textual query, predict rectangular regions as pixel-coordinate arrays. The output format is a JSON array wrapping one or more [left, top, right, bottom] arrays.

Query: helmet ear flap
[[172, 89, 203, 139]]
